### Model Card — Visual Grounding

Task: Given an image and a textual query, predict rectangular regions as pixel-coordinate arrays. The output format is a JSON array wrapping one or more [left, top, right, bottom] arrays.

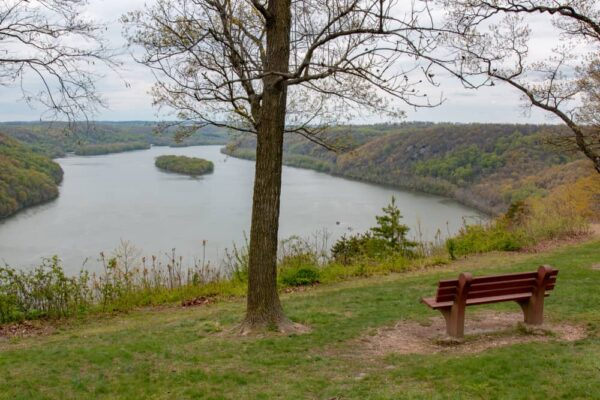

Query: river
[[0, 145, 484, 273]]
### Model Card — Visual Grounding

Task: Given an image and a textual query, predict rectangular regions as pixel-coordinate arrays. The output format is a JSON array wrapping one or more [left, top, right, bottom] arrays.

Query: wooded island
[[155, 155, 214, 176]]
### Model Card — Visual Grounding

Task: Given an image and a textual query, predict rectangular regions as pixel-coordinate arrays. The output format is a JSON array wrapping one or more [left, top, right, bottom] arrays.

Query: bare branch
[[0, 0, 119, 122], [439, 0, 600, 172]]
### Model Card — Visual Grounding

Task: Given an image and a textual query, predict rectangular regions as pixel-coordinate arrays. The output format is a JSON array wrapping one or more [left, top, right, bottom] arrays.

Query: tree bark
[[242, 0, 293, 332]]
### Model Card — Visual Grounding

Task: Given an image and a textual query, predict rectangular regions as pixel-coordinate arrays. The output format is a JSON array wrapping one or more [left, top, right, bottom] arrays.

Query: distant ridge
[[223, 122, 590, 215]]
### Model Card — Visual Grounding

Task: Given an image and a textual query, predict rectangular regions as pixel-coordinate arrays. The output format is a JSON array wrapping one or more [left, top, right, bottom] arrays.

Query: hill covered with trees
[[0, 122, 230, 157], [223, 123, 596, 215], [0, 122, 229, 218], [74, 141, 150, 156], [0, 133, 63, 219]]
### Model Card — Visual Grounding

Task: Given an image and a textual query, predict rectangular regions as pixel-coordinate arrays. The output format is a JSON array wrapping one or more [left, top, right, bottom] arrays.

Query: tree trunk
[[242, 0, 294, 332]]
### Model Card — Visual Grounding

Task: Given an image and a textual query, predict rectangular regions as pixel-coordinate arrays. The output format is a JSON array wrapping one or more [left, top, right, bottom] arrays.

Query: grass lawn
[[1, 240, 599, 399]]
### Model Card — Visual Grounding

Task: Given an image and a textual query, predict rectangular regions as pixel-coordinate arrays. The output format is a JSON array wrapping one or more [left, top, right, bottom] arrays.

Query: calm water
[[0, 146, 483, 273]]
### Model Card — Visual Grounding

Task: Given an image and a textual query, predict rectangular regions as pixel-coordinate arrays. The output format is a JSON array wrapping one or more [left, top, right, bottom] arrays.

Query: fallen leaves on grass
[[0, 320, 55, 339], [282, 284, 319, 294], [181, 296, 214, 307]]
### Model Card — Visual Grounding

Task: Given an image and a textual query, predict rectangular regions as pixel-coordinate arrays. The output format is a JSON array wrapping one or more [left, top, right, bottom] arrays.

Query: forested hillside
[[0, 122, 230, 219], [0, 122, 230, 157], [0, 134, 63, 219], [2, 121, 595, 218], [223, 123, 597, 214]]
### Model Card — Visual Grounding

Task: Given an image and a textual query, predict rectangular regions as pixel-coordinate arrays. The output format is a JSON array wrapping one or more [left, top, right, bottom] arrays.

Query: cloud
[[0, 0, 566, 124]]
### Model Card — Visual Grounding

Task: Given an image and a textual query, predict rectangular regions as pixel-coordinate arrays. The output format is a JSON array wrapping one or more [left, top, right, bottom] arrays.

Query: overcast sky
[[0, 0, 565, 124]]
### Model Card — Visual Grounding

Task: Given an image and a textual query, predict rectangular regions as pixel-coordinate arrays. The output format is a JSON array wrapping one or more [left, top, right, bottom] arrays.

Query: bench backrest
[[435, 265, 559, 303]]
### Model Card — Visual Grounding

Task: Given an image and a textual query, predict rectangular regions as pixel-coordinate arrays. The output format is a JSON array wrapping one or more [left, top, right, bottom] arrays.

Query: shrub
[[222, 237, 249, 282], [446, 222, 526, 258], [0, 242, 239, 324], [331, 197, 417, 264], [0, 256, 91, 323], [331, 233, 369, 264], [520, 180, 594, 241], [446, 238, 457, 260], [279, 232, 331, 266], [331, 232, 391, 264], [278, 239, 322, 287], [447, 182, 595, 259], [279, 266, 320, 287]]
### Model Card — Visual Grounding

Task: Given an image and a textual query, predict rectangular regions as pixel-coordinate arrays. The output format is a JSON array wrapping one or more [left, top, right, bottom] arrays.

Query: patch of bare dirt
[[237, 314, 313, 336], [282, 283, 319, 294], [591, 223, 600, 237], [357, 311, 586, 356], [0, 320, 55, 340], [591, 264, 600, 271]]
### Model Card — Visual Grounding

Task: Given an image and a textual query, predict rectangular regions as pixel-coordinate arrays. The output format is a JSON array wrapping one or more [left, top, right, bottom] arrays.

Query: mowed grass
[[1, 240, 600, 399]]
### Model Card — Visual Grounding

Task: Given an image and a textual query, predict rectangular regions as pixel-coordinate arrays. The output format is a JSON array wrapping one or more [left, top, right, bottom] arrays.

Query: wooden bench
[[421, 265, 559, 338]]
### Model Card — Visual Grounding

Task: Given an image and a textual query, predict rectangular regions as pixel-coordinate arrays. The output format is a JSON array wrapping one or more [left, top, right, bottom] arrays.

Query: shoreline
[[221, 146, 497, 217]]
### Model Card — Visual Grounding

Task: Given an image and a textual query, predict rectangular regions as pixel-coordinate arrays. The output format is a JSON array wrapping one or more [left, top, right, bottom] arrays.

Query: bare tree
[[0, 0, 117, 121], [439, 0, 600, 173], [123, 0, 443, 333]]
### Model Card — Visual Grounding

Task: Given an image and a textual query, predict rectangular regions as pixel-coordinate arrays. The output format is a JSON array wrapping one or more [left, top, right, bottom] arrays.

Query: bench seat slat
[[436, 286, 458, 296], [469, 277, 536, 292], [435, 282, 555, 303], [435, 286, 457, 302], [469, 272, 536, 284], [467, 286, 535, 300], [437, 272, 536, 288], [421, 296, 450, 309], [422, 292, 552, 309], [470, 270, 558, 285], [437, 272, 532, 288], [468, 279, 556, 293], [436, 276, 556, 300], [466, 293, 534, 306], [440, 275, 556, 292], [438, 279, 459, 288], [437, 270, 558, 289]]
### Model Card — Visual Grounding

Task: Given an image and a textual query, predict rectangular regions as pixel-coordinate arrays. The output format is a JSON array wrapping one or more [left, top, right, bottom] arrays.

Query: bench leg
[[440, 304, 466, 339], [518, 297, 545, 325], [439, 272, 471, 339], [519, 265, 552, 325]]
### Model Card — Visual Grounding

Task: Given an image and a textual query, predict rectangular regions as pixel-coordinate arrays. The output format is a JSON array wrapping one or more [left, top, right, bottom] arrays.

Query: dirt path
[[591, 223, 600, 237], [355, 311, 586, 357]]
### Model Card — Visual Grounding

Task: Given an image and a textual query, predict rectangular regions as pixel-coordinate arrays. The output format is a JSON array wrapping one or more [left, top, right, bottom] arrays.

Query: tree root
[[238, 313, 311, 336]]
